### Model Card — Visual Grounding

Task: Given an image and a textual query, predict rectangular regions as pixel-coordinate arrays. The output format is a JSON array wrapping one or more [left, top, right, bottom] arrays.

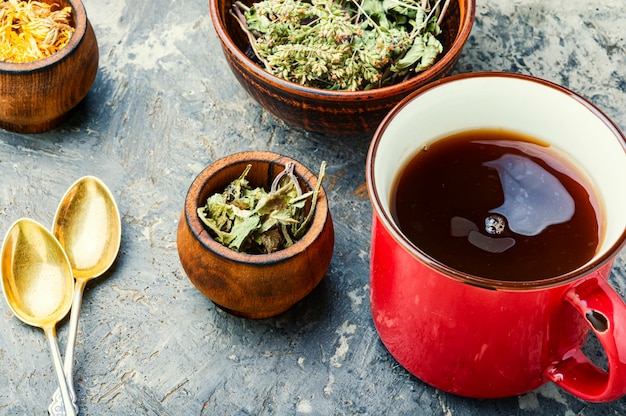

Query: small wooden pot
[[0, 0, 99, 133], [177, 151, 334, 319]]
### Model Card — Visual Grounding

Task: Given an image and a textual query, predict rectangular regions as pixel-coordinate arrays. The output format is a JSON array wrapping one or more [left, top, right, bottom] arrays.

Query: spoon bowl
[[1, 218, 76, 416], [1, 218, 74, 329], [53, 176, 121, 279], [48, 176, 121, 416]]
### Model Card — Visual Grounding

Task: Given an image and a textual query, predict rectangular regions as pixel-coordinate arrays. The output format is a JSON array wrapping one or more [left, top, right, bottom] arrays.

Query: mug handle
[[544, 275, 626, 402]]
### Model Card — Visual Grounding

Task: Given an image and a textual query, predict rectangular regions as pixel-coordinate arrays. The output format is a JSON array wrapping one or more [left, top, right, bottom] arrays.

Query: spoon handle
[[48, 282, 85, 416], [45, 328, 77, 416]]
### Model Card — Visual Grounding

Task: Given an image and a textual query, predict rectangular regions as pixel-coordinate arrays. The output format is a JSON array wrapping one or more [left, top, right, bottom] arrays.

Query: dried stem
[[294, 161, 326, 239], [230, 3, 271, 69], [438, 0, 451, 27]]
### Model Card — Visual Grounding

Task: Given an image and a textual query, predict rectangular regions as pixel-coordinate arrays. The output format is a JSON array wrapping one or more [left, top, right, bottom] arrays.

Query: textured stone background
[[0, 0, 625, 414]]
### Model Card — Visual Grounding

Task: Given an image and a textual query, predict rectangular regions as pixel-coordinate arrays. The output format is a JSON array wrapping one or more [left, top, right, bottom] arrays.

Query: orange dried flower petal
[[0, 0, 74, 63]]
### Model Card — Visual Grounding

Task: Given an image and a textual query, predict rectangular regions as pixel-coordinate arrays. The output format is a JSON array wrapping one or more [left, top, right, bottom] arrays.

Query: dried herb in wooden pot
[[198, 161, 327, 254], [0, 0, 75, 63]]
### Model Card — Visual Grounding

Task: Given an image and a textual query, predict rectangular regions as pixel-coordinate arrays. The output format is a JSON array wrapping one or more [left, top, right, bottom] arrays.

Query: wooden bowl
[[208, 0, 475, 135], [177, 151, 334, 319], [0, 0, 99, 133]]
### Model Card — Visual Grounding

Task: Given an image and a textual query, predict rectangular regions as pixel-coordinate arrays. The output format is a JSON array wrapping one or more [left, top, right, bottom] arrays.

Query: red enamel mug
[[366, 72, 626, 401]]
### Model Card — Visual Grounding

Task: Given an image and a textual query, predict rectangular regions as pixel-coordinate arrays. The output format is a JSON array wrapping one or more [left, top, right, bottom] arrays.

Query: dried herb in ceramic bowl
[[231, 0, 450, 91], [198, 161, 327, 254]]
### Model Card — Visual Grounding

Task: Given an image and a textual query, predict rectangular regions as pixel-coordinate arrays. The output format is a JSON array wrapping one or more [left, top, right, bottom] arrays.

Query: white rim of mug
[[366, 71, 626, 290]]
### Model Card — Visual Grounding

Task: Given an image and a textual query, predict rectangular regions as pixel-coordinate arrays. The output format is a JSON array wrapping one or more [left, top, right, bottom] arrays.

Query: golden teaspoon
[[48, 176, 121, 416], [1, 218, 76, 416]]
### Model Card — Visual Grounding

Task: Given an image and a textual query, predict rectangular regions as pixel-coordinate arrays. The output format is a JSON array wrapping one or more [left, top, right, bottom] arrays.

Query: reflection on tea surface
[[391, 129, 602, 281]]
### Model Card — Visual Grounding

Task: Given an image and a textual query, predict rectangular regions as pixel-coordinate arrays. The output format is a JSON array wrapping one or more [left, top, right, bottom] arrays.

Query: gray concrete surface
[[1, 0, 625, 414]]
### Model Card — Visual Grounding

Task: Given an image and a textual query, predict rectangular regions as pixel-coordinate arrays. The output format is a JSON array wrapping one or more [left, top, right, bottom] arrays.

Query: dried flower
[[0, 0, 74, 63], [232, 0, 447, 91]]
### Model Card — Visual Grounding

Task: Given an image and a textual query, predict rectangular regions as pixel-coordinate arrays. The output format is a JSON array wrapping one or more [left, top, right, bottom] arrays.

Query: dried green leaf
[[382, 0, 420, 19], [204, 193, 231, 228], [198, 161, 327, 254], [270, 209, 300, 225], [392, 29, 442, 71], [197, 207, 236, 245], [229, 215, 261, 250], [224, 164, 252, 201], [253, 181, 296, 215], [362, 0, 390, 29]]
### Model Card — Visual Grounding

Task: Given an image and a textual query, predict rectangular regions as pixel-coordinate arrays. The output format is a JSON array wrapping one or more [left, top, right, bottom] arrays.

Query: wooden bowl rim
[[0, 0, 88, 72], [183, 151, 331, 264], [208, 0, 476, 100]]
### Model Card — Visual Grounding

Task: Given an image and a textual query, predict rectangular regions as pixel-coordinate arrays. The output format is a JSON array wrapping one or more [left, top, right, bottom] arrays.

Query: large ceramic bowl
[[0, 0, 99, 133], [177, 151, 334, 319], [208, 0, 475, 135]]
